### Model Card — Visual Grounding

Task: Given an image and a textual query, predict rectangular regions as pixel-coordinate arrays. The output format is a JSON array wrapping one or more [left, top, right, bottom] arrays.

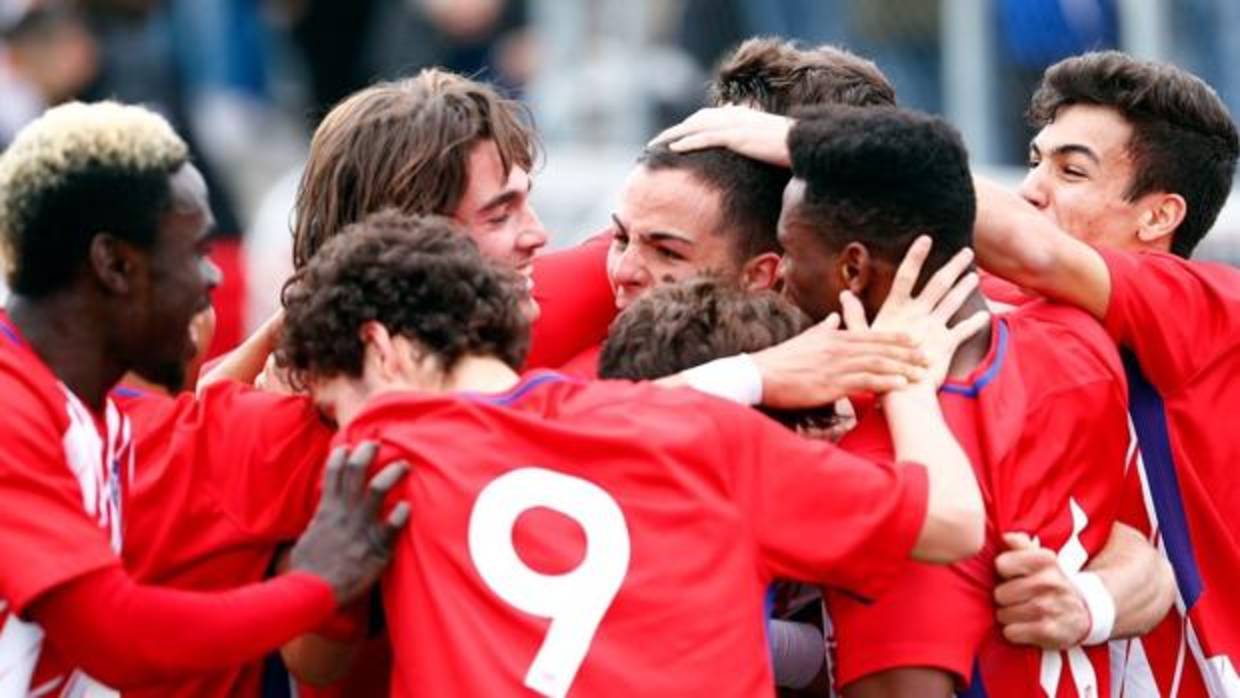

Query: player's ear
[[1136, 192, 1185, 250], [359, 321, 401, 380], [739, 252, 782, 291], [90, 232, 144, 296], [838, 242, 872, 296]]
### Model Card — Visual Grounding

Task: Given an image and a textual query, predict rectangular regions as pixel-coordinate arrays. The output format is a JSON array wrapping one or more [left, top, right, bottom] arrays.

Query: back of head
[[637, 144, 789, 260], [1029, 50, 1239, 257], [292, 68, 538, 269], [0, 100, 188, 297], [279, 211, 529, 385], [710, 37, 896, 114], [788, 104, 975, 273], [599, 277, 807, 381]]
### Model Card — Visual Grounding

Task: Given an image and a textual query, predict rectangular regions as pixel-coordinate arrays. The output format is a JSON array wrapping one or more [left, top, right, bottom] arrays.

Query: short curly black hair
[[278, 210, 529, 385], [788, 104, 975, 278]]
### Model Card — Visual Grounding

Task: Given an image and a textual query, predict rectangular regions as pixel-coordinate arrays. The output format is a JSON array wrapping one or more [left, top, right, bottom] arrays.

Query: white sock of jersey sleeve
[[679, 354, 764, 406]]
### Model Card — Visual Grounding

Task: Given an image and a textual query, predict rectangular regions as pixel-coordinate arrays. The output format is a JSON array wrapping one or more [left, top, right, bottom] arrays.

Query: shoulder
[[1006, 300, 1125, 387]]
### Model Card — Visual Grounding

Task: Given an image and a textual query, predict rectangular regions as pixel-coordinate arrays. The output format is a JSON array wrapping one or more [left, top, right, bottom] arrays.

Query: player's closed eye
[[655, 246, 686, 262]]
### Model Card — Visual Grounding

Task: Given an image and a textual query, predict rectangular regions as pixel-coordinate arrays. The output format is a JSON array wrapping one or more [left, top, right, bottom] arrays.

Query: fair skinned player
[[279, 210, 989, 698], [972, 52, 1240, 696], [651, 92, 1176, 658]]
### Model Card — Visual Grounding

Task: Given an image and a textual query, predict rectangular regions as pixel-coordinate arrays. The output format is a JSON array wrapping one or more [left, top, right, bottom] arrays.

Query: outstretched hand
[[290, 442, 411, 605], [751, 313, 930, 409], [649, 105, 793, 167], [842, 236, 990, 388]]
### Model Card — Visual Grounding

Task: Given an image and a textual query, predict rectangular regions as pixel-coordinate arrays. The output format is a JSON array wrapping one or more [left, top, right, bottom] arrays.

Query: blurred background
[[2, 0, 1238, 353]]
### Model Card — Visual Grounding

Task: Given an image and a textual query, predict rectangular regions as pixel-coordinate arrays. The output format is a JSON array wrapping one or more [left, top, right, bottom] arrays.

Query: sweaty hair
[[292, 68, 539, 269], [710, 37, 897, 114], [0, 101, 189, 297], [637, 144, 788, 261], [279, 210, 529, 385], [1029, 51, 1239, 257], [600, 277, 807, 379], [788, 104, 975, 275]]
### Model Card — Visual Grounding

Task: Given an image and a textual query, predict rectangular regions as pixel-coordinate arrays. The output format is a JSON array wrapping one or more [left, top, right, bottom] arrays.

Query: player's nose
[[1019, 166, 1050, 209]]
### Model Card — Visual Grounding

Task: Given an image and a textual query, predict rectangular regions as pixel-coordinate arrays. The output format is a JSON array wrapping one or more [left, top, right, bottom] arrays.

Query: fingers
[[835, 341, 929, 371], [917, 247, 976, 307], [820, 312, 841, 330], [930, 272, 979, 323], [1002, 531, 1038, 550], [1002, 621, 1060, 648], [995, 545, 1058, 580], [948, 310, 992, 348], [834, 355, 927, 383], [836, 372, 912, 395], [373, 501, 412, 552], [888, 236, 932, 301], [840, 291, 869, 331], [648, 108, 717, 147], [364, 461, 410, 517], [666, 132, 730, 153], [322, 445, 348, 497], [340, 441, 378, 503]]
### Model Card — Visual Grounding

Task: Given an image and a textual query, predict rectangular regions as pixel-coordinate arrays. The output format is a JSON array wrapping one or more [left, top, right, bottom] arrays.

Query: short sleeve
[[197, 381, 334, 538], [718, 401, 928, 599], [826, 555, 993, 688], [0, 372, 119, 614], [525, 234, 616, 370], [1099, 247, 1240, 388]]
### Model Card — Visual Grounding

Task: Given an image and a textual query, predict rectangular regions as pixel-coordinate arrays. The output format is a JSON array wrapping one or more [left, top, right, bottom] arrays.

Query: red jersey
[[557, 343, 601, 379], [0, 313, 132, 698], [826, 306, 1131, 697], [107, 380, 332, 698], [338, 372, 930, 698], [525, 234, 615, 370], [1095, 248, 1240, 697]]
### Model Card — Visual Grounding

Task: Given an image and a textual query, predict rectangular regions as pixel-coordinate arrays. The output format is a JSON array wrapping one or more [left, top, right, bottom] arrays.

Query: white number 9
[[468, 467, 631, 698]]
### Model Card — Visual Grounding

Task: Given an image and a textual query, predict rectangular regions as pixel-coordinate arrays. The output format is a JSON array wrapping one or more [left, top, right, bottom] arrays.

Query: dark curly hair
[[1028, 51, 1239, 257], [710, 37, 896, 114], [788, 104, 975, 278], [278, 210, 529, 385]]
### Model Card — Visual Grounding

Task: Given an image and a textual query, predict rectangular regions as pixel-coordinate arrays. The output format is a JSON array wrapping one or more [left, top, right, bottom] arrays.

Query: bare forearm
[[972, 176, 1111, 318], [1086, 523, 1176, 638], [883, 386, 984, 563], [198, 312, 282, 391]]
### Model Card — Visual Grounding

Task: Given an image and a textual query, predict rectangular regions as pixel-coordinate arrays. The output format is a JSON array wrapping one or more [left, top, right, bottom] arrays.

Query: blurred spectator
[[0, 2, 97, 146]]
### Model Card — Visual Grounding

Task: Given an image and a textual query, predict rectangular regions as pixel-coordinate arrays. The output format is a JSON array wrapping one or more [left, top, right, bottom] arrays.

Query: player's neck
[[442, 354, 521, 395], [6, 293, 123, 410], [945, 290, 993, 380]]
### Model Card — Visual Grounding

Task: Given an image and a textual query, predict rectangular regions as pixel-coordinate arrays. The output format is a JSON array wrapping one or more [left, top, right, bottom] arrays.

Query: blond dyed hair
[[0, 101, 189, 295]]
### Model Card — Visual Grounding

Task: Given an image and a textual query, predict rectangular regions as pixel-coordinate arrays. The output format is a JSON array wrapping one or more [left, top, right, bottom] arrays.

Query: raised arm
[[842, 238, 990, 562], [971, 177, 1112, 320], [31, 444, 407, 689]]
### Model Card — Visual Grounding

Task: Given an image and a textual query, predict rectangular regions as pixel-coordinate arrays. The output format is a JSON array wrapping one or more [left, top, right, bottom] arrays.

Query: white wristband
[[1070, 571, 1116, 645], [680, 353, 764, 406]]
